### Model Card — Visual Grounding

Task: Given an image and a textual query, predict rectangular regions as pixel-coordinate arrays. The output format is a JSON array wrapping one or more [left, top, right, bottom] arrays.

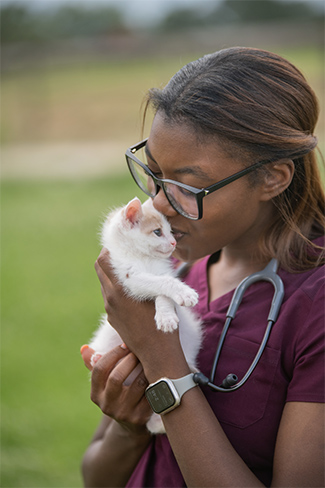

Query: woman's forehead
[[145, 141, 211, 180], [147, 114, 236, 178]]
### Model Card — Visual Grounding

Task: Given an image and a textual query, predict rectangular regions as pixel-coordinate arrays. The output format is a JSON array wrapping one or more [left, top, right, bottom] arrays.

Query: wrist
[[110, 419, 152, 441], [141, 350, 191, 384], [140, 331, 190, 380]]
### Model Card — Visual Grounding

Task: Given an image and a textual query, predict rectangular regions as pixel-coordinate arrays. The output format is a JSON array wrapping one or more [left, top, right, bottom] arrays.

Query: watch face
[[146, 381, 176, 414]]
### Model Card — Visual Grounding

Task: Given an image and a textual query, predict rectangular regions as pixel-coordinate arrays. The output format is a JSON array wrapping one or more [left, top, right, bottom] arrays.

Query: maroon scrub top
[[127, 239, 325, 487]]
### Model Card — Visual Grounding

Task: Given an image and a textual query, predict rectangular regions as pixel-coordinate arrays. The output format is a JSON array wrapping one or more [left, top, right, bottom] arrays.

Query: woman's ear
[[260, 159, 295, 201]]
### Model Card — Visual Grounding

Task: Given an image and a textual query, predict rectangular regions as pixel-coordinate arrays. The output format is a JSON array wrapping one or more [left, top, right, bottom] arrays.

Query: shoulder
[[280, 262, 324, 305], [278, 262, 324, 341], [279, 235, 324, 300]]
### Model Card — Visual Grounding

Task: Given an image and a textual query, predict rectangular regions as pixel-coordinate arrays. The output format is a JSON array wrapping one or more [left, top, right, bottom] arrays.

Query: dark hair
[[143, 47, 325, 272]]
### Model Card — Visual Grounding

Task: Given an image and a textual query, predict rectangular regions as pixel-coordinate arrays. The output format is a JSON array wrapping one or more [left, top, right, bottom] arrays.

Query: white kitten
[[89, 197, 202, 434]]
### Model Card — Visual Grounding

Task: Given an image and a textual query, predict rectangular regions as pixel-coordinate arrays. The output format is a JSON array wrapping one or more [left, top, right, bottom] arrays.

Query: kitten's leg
[[146, 413, 166, 435], [89, 315, 123, 366], [155, 295, 179, 332], [172, 281, 198, 307], [126, 273, 198, 307]]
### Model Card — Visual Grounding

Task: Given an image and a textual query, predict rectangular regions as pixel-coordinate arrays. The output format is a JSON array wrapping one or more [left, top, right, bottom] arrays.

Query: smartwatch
[[145, 373, 197, 415]]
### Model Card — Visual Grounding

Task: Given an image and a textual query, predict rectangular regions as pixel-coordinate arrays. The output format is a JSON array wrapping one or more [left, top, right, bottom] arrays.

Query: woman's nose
[[152, 190, 178, 218]]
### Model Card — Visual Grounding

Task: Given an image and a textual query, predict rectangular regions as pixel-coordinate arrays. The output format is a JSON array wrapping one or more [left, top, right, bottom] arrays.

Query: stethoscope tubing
[[193, 258, 285, 392]]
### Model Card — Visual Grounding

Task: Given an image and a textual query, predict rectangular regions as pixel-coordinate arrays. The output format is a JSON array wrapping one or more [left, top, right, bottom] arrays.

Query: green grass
[[1, 174, 144, 487]]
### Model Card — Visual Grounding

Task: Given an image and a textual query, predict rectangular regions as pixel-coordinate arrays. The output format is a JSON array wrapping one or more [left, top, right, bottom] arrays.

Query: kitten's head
[[117, 198, 176, 259]]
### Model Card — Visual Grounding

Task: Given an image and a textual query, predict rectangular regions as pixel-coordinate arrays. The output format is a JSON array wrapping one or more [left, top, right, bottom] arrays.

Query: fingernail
[[120, 343, 129, 350], [80, 345, 89, 354]]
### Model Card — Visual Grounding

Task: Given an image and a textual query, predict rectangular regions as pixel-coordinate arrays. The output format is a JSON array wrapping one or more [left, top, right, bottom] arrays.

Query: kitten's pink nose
[[170, 238, 176, 247]]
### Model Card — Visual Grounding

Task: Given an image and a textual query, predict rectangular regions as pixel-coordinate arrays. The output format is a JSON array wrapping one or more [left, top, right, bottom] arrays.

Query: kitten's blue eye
[[153, 229, 162, 237]]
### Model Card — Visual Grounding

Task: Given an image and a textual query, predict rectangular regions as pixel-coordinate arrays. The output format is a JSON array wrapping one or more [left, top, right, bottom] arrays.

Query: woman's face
[[147, 113, 274, 262]]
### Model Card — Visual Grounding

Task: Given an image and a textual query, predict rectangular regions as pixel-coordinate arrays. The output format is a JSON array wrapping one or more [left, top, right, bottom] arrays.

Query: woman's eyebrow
[[174, 166, 211, 179], [145, 144, 211, 179], [145, 145, 158, 165]]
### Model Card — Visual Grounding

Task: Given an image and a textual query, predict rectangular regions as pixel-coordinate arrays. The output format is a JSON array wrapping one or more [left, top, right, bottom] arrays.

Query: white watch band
[[145, 373, 198, 415], [172, 373, 197, 398]]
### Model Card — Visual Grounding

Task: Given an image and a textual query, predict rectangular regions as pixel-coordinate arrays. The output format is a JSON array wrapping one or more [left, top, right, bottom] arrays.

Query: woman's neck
[[207, 249, 270, 303]]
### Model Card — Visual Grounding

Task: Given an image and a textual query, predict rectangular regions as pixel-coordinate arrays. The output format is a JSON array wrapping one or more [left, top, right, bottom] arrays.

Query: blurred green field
[[1, 48, 324, 487], [1, 174, 145, 487], [1, 56, 198, 145], [1, 48, 324, 146]]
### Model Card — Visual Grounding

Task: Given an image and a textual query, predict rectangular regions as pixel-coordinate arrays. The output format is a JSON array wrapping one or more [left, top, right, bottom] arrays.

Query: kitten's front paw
[[90, 352, 102, 368], [155, 310, 179, 333], [174, 285, 199, 307]]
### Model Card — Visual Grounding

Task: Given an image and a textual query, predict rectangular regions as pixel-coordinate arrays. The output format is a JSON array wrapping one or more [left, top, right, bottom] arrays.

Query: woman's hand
[[81, 345, 153, 487], [94, 248, 188, 382], [81, 344, 152, 435]]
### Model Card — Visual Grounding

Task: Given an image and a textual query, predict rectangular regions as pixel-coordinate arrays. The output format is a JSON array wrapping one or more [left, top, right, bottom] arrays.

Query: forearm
[[142, 351, 264, 488], [82, 417, 152, 488], [162, 387, 264, 488]]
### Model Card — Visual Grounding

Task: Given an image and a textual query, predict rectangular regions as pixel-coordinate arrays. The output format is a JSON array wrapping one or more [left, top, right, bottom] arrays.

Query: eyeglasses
[[125, 138, 271, 220]]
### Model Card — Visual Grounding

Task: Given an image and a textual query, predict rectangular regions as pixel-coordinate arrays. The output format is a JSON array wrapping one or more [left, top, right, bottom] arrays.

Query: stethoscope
[[181, 258, 285, 392]]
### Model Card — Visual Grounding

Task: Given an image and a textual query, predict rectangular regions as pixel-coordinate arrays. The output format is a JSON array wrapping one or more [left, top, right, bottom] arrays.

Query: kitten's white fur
[[89, 197, 202, 434]]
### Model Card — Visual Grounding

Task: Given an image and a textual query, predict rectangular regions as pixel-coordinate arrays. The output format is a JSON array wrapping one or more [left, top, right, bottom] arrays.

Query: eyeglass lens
[[127, 155, 157, 198], [127, 149, 199, 219], [163, 183, 198, 219]]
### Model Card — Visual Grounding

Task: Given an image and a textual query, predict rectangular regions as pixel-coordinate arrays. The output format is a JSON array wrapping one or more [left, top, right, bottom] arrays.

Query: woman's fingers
[[102, 351, 140, 392], [84, 345, 150, 422], [81, 342, 151, 428], [80, 345, 96, 371], [94, 264, 113, 305], [95, 248, 116, 291], [80, 343, 128, 372], [95, 248, 114, 278], [94, 248, 125, 315]]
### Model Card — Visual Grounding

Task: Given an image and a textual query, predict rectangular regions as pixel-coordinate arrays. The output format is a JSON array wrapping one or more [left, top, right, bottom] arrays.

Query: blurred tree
[[156, 0, 323, 30], [0, 5, 40, 43], [221, 0, 320, 22], [204, 0, 323, 25], [0, 4, 125, 44], [158, 8, 204, 31], [42, 5, 125, 40], [1, 0, 323, 42]]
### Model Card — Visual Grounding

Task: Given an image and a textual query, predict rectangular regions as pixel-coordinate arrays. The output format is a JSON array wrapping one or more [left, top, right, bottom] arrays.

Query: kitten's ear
[[124, 198, 143, 226]]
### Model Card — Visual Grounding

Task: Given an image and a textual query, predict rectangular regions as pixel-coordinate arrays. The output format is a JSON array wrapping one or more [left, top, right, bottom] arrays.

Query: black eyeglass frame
[[125, 138, 272, 220]]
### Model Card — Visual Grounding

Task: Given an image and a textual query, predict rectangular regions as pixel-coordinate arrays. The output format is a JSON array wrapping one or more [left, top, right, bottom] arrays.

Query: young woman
[[81, 47, 324, 487]]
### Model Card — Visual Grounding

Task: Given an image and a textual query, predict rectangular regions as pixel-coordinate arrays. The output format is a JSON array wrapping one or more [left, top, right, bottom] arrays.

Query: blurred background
[[1, 0, 324, 486]]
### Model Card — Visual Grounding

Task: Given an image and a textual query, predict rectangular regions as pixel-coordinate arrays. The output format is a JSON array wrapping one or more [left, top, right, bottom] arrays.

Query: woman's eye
[[150, 168, 163, 178], [153, 229, 162, 237], [178, 187, 193, 197], [146, 163, 162, 178]]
